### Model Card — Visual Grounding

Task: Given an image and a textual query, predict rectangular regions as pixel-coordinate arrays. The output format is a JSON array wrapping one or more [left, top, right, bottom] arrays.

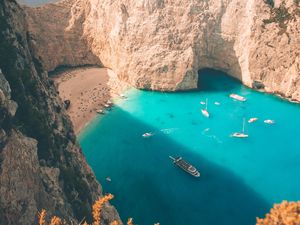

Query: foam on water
[[79, 70, 300, 225]]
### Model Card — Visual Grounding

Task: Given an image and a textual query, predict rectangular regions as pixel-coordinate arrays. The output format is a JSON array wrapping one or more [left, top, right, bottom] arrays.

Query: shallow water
[[79, 69, 300, 225]]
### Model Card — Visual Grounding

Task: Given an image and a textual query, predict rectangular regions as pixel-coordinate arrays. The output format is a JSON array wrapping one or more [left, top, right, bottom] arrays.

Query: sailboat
[[232, 118, 248, 138], [201, 98, 210, 118]]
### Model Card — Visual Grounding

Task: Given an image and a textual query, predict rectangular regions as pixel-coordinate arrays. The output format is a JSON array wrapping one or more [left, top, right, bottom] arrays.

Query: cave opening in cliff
[[197, 68, 238, 92]]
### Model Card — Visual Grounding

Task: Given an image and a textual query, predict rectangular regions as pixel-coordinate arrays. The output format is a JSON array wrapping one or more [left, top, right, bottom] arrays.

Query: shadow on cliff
[[195, 0, 243, 89], [197, 68, 242, 92], [79, 106, 270, 225]]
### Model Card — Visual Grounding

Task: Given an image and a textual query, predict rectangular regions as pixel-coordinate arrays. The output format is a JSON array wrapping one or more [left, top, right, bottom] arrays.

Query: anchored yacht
[[169, 156, 200, 177]]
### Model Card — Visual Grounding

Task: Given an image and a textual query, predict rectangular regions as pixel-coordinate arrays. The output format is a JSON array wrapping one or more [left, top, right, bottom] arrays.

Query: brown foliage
[[127, 218, 133, 225], [37, 193, 162, 225], [38, 209, 46, 225], [256, 201, 300, 225], [50, 216, 62, 225], [92, 194, 114, 225]]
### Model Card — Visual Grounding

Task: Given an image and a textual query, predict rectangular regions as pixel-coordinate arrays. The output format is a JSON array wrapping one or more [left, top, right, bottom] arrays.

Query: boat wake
[[142, 128, 178, 138], [201, 128, 223, 144], [160, 128, 178, 134]]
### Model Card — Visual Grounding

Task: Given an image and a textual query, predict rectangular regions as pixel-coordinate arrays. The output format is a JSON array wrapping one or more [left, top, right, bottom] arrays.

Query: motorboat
[[264, 119, 275, 124], [142, 132, 154, 138], [248, 117, 258, 123], [169, 156, 200, 177], [96, 109, 105, 114], [230, 93, 246, 102]]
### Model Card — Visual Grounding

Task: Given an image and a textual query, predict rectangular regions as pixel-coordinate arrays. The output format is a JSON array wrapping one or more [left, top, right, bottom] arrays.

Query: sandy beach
[[52, 67, 129, 134]]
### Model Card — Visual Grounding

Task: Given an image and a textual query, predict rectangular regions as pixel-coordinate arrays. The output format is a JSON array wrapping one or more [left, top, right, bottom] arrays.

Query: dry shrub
[[50, 216, 62, 225], [37, 193, 161, 225], [127, 218, 133, 225], [92, 194, 114, 225], [256, 201, 300, 225], [38, 209, 47, 225]]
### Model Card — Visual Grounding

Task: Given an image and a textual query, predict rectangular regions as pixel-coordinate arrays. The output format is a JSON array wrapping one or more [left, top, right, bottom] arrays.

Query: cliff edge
[[0, 0, 120, 224]]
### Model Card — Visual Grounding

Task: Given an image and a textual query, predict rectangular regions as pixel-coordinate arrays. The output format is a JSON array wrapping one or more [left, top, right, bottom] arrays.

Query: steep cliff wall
[[24, 0, 300, 101], [24, 0, 101, 71], [0, 0, 120, 224]]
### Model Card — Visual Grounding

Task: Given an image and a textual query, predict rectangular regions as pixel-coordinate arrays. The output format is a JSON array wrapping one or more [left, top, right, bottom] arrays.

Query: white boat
[[169, 156, 200, 177], [232, 118, 248, 138], [230, 93, 246, 102], [106, 177, 111, 182], [120, 94, 127, 99], [264, 119, 275, 124], [214, 102, 221, 105], [201, 98, 210, 118], [104, 104, 110, 108], [142, 132, 154, 138], [96, 109, 105, 114], [200, 101, 205, 105], [248, 117, 258, 123]]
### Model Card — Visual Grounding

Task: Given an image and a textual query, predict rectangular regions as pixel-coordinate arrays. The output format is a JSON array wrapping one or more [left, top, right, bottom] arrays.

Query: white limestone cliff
[[25, 0, 300, 101]]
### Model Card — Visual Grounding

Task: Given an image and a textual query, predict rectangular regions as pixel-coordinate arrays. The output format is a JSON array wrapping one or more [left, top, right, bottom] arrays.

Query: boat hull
[[232, 132, 248, 138], [201, 109, 209, 118], [169, 156, 200, 177], [230, 94, 246, 102]]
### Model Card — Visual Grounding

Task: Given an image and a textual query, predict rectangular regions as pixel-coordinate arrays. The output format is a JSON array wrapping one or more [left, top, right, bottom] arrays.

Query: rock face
[[0, 0, 120, 224], [24, 0, 300, 101], [24, 0, 101, 71]]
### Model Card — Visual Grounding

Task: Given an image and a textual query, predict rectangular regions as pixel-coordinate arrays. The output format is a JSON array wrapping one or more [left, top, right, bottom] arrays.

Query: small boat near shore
[[264, 119, 275, 124], [169, 156, 200, 177], [230, 93, 246, 102], [142, 132, 154, 138], [106, 177, 111, 182], [104, 103, 112, 108], [96, 109, 105, 114]]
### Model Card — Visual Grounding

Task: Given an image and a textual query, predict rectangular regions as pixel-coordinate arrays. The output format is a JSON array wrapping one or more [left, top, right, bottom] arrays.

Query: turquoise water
[[79, 69, 300, 225]]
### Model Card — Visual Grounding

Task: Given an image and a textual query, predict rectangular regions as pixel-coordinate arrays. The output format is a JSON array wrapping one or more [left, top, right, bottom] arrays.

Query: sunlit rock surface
[[24, 0, 300, 100]]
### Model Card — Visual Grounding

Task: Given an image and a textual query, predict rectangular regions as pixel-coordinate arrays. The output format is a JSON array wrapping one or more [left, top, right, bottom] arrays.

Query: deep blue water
[[79, 70, 300, 225]]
